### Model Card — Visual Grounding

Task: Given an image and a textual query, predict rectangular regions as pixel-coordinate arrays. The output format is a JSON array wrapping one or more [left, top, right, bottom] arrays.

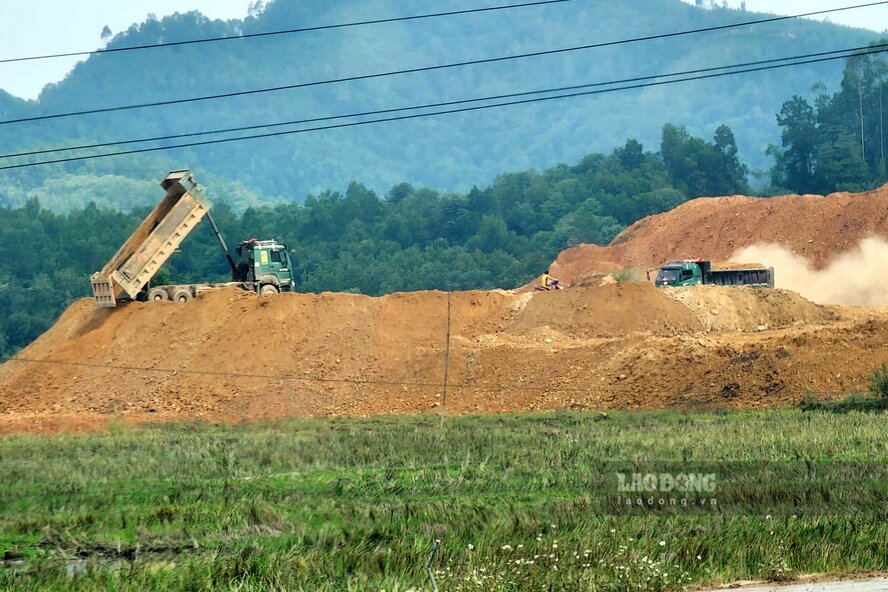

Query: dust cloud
[[733, 236, 888, 306]]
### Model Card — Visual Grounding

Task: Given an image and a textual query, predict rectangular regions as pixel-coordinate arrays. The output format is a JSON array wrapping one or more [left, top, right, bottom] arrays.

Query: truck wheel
[[171, 288, 193, 303], [147, 287, 170, 302], [260, 284, 279, 296]]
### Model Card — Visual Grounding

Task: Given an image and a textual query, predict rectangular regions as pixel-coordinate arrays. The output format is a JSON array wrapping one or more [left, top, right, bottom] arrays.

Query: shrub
[[868, 365, 888, 398], [797, 366, 888, 414], [612, 268, 643, 282]]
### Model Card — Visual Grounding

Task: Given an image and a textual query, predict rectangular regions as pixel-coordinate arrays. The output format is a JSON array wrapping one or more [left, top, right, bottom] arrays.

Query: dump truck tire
[[147, 287, 169, 302], [260, 284, 279, 296], [171, 288, 193, 303]]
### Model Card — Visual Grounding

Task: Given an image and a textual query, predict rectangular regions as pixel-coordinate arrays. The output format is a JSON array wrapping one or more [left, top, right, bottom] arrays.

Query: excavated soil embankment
[[548, 186, 888, 284], [7, 185, 888, 433], [2, 281, 887, 434]]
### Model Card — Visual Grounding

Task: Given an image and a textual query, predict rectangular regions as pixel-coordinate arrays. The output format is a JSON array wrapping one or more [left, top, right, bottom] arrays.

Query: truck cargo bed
[[91, 170, 210, 307], [705, 267, 774, 288]]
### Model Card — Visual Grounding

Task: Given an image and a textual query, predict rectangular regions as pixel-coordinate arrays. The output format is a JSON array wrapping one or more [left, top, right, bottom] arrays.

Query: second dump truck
[[91, 169, 295, 308], [653, 259, 774, 288]]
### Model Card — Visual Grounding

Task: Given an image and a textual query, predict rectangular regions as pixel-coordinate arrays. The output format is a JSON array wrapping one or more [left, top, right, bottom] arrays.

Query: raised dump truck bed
[[90, 170, 210, 308], [91, 169, 296, 308]]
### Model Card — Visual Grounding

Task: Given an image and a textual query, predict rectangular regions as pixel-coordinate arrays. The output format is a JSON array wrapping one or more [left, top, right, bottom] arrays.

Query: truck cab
[[655, 261, 703, 287], [234, 239, 295, 292]]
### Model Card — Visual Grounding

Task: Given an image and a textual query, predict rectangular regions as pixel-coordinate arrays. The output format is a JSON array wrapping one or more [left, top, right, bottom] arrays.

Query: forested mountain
[[0, 0, 880, 207]]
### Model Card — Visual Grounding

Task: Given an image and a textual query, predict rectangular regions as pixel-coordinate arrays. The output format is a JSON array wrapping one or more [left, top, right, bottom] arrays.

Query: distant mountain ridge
[[0, 0, 880, 205]]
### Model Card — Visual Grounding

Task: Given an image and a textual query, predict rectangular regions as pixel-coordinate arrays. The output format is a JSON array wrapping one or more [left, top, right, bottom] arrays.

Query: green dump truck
[[652, 259, 774, 288], [90, 169, 295, 308]]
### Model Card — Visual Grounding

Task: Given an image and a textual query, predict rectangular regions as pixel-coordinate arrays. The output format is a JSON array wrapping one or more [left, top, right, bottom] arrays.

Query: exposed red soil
[[547, 186, 888, 285], [6, 186, 888, 434], [2, 281, 886, 434]]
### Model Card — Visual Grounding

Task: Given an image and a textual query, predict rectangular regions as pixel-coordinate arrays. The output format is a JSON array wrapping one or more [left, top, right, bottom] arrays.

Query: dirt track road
[[699, 577, 888, 592]]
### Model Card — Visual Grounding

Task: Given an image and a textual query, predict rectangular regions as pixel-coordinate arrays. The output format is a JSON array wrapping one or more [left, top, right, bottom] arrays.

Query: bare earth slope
[[549, 186, 888, 284], [6, 186, 888, 433], [2, 282, 888, 434]]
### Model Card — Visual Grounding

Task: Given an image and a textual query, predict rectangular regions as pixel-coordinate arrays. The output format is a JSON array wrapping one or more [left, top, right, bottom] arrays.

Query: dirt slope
[[6, 186, 888, 433], [548, 186, 888, 285], [2, 283, 888, 434]]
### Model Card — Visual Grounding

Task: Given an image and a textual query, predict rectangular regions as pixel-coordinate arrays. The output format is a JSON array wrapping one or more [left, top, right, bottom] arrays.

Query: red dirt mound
[[2, 283, 888, 433], [548, 185, 888, 285], [505, 282, 701, 337], [7, 186, 888, 433]]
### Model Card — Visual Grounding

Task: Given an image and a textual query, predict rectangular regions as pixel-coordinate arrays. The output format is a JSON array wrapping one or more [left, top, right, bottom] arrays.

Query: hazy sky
[[0, 0, 252, 100], [682, 0, 888, 29], [0, 1, 885, 100]]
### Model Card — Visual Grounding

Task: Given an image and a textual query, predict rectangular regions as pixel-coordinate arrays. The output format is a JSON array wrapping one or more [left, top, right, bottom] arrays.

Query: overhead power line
[[0, 0, 572, 65], [2, 1, 887, 127], [2, 0, 882, 65], [2, 43, 887, 172], [1, 42, 882, 161]]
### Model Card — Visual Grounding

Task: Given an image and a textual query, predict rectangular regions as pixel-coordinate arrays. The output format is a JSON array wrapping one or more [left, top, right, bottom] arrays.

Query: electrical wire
[[2, 43, 886, 172], [3, 1, 887, 127], [2, 41, 883, 160], [0, 0, 573, 64]]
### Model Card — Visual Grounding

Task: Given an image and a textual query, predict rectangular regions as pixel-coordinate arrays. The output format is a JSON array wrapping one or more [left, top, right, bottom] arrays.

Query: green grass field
[[1, 410, 887, 591]]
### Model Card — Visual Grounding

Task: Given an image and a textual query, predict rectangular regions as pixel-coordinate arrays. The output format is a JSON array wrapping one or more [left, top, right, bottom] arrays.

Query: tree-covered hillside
[[771, 45, 888, 194], [0, 0, 879, 205]]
